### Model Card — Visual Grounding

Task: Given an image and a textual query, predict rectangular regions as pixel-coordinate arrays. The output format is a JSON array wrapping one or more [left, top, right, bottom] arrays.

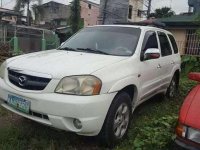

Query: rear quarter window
[[168, 34, 179, 54], [158, 31, 172, 57]]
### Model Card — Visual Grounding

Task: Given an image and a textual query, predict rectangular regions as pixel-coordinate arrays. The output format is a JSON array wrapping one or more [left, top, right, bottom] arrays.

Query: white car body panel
[[0, 25, 181, 136]]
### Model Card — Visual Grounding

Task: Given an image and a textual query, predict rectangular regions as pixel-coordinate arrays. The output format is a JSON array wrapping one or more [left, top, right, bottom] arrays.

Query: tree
[[14, 0, 42, 25], [148, 7, 175, 19], [70, 0, 81, 33]]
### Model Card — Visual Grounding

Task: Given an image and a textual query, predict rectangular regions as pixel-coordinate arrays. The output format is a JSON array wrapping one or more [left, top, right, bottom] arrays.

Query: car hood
[[7, 50, 128, 78], [179, 85, 200, 129]]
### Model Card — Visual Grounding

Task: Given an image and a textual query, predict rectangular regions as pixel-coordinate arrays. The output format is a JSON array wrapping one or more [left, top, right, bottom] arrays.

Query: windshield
[[60, 26, 141, 56]]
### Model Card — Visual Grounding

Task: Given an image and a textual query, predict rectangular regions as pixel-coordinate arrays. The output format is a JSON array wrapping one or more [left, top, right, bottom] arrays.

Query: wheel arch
[[108, 76, 139, 105]]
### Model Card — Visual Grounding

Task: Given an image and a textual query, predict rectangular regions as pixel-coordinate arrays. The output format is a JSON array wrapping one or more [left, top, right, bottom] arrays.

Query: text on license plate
[[7, 94, 30, 114]]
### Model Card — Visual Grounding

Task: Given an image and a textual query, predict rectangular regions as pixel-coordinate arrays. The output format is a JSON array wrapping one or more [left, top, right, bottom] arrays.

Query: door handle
[[157, 64, 161, 69]]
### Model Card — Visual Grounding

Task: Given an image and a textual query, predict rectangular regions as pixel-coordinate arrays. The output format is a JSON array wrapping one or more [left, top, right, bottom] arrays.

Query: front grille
[[8, 69, 51, 91], [29, 110, 49, 120]]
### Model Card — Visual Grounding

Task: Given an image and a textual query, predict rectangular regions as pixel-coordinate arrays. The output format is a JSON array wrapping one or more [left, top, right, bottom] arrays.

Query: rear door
[[157, 31, 175, 89]]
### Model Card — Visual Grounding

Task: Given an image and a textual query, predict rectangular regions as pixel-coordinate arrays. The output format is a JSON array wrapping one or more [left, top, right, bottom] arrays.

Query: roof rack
[[114, 20, 166, 28]]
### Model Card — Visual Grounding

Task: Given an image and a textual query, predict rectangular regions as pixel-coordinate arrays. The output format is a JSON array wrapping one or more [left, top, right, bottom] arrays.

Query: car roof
[[90, 25, 173, 35]]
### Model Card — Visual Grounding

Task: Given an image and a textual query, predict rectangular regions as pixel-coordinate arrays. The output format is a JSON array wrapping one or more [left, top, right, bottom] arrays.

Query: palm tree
[[14, 0, 42, 25]]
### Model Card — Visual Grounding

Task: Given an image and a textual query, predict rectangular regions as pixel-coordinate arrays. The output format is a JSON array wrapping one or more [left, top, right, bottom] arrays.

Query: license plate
[[7, 94, 30, 114]]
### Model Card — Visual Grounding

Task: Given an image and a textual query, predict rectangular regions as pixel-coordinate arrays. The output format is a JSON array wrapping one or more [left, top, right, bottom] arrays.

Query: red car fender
[[188, 72, 200, 82], [179, 85, 200, 124]]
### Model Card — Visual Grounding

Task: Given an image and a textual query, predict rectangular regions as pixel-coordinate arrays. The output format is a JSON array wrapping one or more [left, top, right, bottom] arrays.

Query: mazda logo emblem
[[18, 76, 27, 86]]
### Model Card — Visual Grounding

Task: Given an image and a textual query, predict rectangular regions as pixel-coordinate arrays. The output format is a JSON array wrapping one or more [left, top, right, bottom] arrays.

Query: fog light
[[73, 119, 82, 129]]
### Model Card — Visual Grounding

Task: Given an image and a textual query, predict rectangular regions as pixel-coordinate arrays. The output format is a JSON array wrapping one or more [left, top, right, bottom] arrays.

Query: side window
[[158, 32, 172, 56], [142, 31, 158, 52], [168, 34, 178, 54]]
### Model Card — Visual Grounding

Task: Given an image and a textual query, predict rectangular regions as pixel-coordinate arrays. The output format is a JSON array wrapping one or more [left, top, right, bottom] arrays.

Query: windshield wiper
[[77, 48, 109, 55], [58, 47, 79, 52]]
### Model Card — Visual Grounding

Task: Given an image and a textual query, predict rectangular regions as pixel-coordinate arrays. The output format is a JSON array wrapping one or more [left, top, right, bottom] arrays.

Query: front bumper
[[175, 137, 200, 150], [0, 78, 117, 136]]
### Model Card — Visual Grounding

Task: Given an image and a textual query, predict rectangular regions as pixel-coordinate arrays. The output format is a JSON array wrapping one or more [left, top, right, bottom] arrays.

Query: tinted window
[[142, 31, 158, 52], [61, 27, 141, 56], [158, 32, 172, 56], [168, 34, 178, 54]]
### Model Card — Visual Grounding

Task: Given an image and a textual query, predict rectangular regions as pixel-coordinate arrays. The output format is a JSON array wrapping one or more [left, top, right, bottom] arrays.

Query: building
[[0, 8, 22, 24], [155, 0, 200, 56], [80, 0, 100, 26], [99, 0, 144, 24], [158, 14, 200, 56], [35, 1, 71, 28], [128, 0, 144, 22], [188, 0, 200, 13]]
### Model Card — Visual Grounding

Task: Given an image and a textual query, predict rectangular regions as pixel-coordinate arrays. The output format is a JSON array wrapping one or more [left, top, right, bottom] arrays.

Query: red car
[[176, 72, 200, 150]]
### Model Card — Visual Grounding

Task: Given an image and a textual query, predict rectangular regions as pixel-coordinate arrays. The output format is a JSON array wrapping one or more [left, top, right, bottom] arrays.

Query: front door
[[139, 31, 162, 101]]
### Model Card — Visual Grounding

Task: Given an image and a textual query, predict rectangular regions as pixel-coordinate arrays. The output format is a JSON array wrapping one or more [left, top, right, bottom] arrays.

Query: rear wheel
[[99, 92, 132, 147], [166, 75, 179, 98]]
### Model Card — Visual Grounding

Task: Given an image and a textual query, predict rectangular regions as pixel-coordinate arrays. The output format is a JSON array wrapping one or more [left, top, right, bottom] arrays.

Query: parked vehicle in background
[[176, 72, 200, 150], [0, 24, 181, 146]]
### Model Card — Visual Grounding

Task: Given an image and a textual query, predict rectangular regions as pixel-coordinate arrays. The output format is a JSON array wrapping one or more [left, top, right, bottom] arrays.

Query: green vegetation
[[182, 55, 200, 74], [148, 7, 175, 19]]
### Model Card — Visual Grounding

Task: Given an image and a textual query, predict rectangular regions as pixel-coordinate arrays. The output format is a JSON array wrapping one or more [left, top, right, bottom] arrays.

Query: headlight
[[176, 124, 200, 144], [187, 127, 200, 144], [0, 61, 6, 79], [55, 75, 102, 96]]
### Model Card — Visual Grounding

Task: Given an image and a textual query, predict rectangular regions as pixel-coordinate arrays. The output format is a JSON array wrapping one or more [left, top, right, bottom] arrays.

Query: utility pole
[[147, 0, 152, 19], [27, 0, 30, 26], [102, 0, 108, 24], [1, 0, 2, 7]]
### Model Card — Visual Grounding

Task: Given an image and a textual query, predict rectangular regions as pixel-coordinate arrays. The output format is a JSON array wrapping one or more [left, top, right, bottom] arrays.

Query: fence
[[176, 30, 200, 56], [0, 24, 60, 57]]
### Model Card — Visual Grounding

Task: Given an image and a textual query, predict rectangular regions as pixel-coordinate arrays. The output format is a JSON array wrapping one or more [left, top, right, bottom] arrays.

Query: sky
[[2, 0, 189, 14]]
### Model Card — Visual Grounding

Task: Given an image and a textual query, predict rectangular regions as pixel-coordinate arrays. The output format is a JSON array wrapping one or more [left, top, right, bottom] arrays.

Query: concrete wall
[[128, 0, 143, 22], [80, 1, 100, 26], [37, 2, 71, 24], [99, 0, 143, 24], [99, 0, 129, 24]]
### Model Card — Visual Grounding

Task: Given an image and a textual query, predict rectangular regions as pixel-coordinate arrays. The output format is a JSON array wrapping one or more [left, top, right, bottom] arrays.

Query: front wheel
[[166, 75, 179, 98], [99, 92, 132, 147]]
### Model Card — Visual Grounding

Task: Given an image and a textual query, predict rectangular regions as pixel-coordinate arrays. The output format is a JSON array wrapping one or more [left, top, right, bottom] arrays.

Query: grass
[[0, 76, 197, 150], [0, 107, 9, 116]]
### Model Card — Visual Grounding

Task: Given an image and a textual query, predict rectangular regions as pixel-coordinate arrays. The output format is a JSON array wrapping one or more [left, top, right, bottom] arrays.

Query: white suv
[[0, 25, 181, 146]]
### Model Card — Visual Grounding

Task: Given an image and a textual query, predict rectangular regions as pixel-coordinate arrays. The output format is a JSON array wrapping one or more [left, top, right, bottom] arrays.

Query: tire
[[166, 75, 179, 98], [99, 92, 132, 147]]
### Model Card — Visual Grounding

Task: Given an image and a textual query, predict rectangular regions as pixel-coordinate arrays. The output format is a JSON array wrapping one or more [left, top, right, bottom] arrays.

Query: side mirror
[[144, 48, 160, 60]]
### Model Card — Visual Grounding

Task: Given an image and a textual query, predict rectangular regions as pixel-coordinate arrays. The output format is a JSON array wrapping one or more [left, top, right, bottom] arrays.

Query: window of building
[[137, 9, 142, 17], [88, 4, 92, 9], [158, 32, 172, 57], [128, 5, 133, 19]]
